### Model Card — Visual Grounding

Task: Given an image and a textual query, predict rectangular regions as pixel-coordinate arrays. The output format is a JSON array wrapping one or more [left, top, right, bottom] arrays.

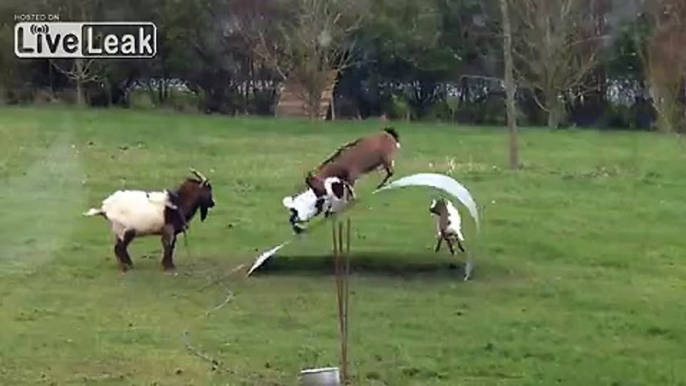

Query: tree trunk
[[307, 84, 323, 120], [501, 0, 519, 170], [330, 94, 336, 121], [545, 89, 560, 129], [546, 106, 558, 129], [75, 58, 84, 106]]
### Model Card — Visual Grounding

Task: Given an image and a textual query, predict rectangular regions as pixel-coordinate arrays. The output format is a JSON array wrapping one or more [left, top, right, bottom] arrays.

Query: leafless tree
[[50, 59, 102, 106], [49, 0, 103, 106], [501, 0, 519, 169], [236, 0, 366, 119], [509, 0, 604, 128], [639, 0, 686, 132]]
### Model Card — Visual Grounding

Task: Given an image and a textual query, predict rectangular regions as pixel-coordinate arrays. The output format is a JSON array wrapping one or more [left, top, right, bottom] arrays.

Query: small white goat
[[429, 197, 465, 255], [84, 169, 215, 272], [283, 176, 353, 234]]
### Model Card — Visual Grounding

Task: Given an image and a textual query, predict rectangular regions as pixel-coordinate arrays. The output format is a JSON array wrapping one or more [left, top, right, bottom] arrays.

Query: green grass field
[[1, 106, 686, 385]]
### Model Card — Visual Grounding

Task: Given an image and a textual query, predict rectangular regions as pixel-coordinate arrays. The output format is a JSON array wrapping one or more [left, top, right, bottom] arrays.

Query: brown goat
[[305, 127, 401, 198], [84, 169, 215, 273]]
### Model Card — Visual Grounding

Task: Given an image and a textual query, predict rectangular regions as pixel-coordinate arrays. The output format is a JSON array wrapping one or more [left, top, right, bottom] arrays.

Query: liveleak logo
[[14, 22, 157, 58]]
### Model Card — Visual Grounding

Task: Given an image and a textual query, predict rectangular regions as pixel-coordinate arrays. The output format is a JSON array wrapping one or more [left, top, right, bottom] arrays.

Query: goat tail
[[83, 207, 104, 217]]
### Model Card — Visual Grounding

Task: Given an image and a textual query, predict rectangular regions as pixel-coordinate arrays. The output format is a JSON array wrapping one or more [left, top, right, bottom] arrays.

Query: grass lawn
[[1, 106, 686, 385]]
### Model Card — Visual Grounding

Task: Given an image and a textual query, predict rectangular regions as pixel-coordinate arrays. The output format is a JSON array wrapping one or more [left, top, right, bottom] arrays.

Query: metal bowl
[[300, 367, 340, 386]]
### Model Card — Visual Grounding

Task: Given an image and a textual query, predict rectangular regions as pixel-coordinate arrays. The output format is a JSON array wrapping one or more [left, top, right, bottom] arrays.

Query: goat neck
[[165, 179, 203, 231]]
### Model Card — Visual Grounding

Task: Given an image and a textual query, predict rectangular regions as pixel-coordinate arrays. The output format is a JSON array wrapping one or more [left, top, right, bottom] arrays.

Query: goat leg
[[376, 171, 393, 189], [445, 237, 456, 255], [456, 239, 466, 253], [375, 162, 394, 189], [160, 226, 177, 272], [434, 236, 443, 253], [114, 230, 136, 273], [113, 243, 128, 273], [345, 183, 357, 201]]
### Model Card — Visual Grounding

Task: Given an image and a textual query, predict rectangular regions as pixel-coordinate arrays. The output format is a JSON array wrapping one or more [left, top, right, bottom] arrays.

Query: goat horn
[[189, 168, 208, 182]]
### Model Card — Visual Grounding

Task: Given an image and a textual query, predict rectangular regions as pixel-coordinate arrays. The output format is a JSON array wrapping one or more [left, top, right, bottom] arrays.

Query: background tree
[[237, 0, 366, 119], [639, 0, 686, 132], [509, 0, 604, 128], [48, 0, 105, 106], [500, 0, 519, 169]]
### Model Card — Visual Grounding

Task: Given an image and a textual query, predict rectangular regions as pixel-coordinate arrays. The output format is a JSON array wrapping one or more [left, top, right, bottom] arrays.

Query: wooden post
[[332, 217, 351, 384]]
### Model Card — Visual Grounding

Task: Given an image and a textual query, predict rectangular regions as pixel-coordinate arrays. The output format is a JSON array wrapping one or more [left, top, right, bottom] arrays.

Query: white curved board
[[247, 241, 291, 276], [373, 172, 480, 230]]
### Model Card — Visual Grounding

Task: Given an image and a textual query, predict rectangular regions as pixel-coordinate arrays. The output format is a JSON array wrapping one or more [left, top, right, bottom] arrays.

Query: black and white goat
[[429, 197, 466, 255], [84, 169, 215, 273], [283, 176, 353, 233]]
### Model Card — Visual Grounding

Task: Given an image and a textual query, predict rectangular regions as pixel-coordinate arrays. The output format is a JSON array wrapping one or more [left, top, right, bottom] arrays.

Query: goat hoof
[[463, 262, 474, 281]]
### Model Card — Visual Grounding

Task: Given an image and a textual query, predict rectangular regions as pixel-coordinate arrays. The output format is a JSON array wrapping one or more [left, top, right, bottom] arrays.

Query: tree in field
[[509, 0, 604, 128], [500, 0, 519, 169], [49, 0, 104, 106], [236, 0, 366, 119], [639, 0, 686, 132], [361, 0, 489, 120]]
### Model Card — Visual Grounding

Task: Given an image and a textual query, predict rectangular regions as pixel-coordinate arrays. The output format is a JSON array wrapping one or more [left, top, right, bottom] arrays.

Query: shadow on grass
[[249, 252, 481, 280]]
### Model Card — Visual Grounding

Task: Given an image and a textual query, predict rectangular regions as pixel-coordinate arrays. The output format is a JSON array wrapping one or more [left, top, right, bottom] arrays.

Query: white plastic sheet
[[373, 172, 480, 231], [246, 241, 291, 276]]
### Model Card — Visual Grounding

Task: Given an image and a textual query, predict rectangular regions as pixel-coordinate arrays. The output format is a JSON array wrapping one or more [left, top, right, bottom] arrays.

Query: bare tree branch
[[508, 0, 602, 127], [235, 0, 366, 119], [640, 0, 686, 132]]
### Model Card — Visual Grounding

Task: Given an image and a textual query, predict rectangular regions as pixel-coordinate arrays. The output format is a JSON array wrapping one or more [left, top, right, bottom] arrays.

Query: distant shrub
[[453, 93, 506, 126], [598, 100, 657, 131], [54, 88, 78, 104], [170, 90, 201, 114], [332, 95, 359, 119], [129, 89, 155, 110], [426, 100, 454, 122], [252, 90, 277, 116], [3, 87, 34, 104], [388, 94, 410, 121], [600, 103, 633, 129], [33, 88, 56, 105]]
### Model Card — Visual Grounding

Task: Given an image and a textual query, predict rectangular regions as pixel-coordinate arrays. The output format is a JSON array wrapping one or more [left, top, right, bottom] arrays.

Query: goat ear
[[330, 181, 345, 199], [304, 172, 315, 186], [305, 173, 326, 196]]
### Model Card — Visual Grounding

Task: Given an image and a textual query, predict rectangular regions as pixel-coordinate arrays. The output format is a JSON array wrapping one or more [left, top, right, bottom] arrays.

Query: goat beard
[[200, 205, 209, 222]]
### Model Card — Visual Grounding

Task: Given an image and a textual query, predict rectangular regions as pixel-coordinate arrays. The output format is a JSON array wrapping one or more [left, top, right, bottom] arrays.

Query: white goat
[[429, 197, 465, 255], [84, 190, 176, 238], [84, 169, 215, 272]]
